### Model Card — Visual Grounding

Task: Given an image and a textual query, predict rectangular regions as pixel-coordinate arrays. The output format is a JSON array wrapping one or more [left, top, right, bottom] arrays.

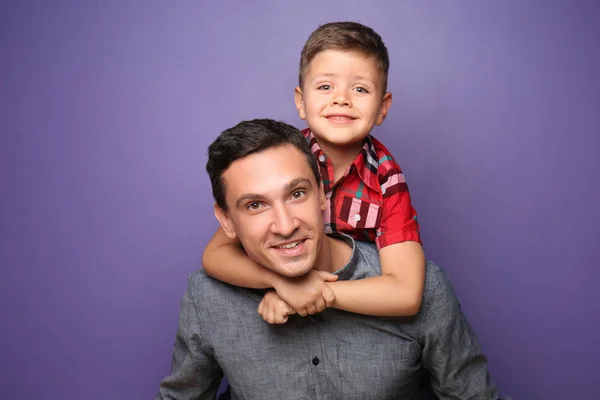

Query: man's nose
[[271, 204, 298, 237]]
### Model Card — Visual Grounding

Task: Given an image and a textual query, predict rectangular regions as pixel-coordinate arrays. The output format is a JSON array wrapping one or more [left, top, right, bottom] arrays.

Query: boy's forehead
[[303, 49, 384, 81]]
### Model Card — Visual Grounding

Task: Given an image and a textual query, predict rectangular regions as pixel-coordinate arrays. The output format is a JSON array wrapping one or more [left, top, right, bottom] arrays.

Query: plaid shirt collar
[[304, 129, 381, 191]]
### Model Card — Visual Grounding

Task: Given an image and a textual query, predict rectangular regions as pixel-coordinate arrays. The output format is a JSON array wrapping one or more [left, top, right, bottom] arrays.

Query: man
[[157, 119, 509, 399]]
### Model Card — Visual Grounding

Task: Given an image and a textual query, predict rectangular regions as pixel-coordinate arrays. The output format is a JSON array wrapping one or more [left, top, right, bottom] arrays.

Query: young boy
[[203, 21, 425, 323]]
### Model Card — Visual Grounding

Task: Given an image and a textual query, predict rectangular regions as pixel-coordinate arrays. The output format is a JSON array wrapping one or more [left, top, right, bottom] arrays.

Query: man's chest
[[203, 291, 422, 399]]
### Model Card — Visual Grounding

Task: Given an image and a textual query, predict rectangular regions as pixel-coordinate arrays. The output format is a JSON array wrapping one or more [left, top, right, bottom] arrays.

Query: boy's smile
[[295, 49, 392, 157]]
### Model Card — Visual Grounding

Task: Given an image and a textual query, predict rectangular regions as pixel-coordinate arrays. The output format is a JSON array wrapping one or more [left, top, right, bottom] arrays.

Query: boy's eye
[[317, 84, 332, 90], [354, 86, 369, 94], [291, 190, 305, 199]]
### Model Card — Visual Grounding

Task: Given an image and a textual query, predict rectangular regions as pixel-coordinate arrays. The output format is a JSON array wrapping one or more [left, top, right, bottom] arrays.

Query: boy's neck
[[316, 138, 367, 183]]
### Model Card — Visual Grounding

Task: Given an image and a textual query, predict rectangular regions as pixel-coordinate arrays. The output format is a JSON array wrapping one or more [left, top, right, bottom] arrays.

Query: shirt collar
[[303, 129, 380, 191], [328, 233, 360, 280]]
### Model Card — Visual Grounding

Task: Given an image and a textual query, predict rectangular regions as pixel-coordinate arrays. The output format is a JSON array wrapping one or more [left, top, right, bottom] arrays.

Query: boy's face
[[214, 144, 327, 278], [295, 49, 392, 153]]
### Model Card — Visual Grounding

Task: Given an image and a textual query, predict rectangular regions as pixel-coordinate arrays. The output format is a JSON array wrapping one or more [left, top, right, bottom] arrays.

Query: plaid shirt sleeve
[[375, 164, 422, 250]]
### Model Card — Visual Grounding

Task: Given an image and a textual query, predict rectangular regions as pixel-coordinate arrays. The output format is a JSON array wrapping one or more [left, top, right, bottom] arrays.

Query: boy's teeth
[[277, 241, 300, 249]]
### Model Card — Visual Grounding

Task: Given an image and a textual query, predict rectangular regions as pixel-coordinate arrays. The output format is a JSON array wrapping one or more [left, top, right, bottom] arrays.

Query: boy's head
[[295, 22, 393, 153], [298, 21, 390, 92], [206, 119, 326, 277]]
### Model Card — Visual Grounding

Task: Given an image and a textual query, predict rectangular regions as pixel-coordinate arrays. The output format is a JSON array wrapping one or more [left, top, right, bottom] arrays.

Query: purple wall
[[1, 1, 598, 398]]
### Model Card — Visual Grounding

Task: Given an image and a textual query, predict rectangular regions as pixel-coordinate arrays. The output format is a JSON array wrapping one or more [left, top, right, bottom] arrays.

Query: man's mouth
[[271, 239, 308, 256], [275, 240, 303, 249]]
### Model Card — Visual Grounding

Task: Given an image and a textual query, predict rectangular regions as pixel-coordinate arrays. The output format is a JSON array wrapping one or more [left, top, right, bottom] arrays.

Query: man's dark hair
[[206, 119, 321, 210]]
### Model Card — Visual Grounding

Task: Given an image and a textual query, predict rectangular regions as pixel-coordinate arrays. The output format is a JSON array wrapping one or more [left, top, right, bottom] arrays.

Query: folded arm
[[202, 227, 337, 316], [327, 240, 425, 316]]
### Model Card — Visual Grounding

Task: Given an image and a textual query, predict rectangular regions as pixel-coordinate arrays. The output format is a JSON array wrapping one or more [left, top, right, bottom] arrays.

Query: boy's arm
[[328, 162, 425, 316], [202, 227, 338, 315], [327, 241, 425, 316], [202, 226, 281, 289]]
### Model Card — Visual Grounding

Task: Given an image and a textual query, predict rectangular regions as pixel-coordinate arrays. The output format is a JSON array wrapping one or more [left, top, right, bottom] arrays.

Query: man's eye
[[354, 87, 369, 94], [291, 190, 305, 199], [247, 202, 261, 210], [317, 84, 332, 90]]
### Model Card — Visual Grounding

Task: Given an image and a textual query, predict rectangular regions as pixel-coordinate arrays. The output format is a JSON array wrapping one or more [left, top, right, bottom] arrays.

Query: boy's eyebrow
[[235, 177, 313, 209], [310, 73, 377, 85], [309, 73, 338, 82]]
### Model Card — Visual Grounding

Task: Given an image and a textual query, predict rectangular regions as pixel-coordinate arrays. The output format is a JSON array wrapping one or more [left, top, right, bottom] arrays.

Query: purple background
[[1, 1, 599, 399]]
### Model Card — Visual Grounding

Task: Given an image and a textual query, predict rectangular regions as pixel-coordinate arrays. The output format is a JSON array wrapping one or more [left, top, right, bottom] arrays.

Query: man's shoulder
[[186, 269, 262, 305], [186, 269, 239, 301], [422, 261, 461, 307], [187, 268, 212, 287]]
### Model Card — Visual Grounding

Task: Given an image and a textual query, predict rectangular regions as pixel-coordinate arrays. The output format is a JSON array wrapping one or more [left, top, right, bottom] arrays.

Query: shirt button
[[354, 214, 361, 222], [325, 192, 332, 199], [318, 154, 326, 163], [312, 357, 320, 366]]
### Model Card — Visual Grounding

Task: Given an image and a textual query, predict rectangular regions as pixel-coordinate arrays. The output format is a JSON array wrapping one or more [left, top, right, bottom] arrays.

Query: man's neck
[[313, 235, 353, 273]]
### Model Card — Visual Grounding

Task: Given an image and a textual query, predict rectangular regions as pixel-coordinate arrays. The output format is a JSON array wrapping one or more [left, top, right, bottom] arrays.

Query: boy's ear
[[376, 92, 393, 125], [214, 204, 237, 239], [294, 86, 307, 120]]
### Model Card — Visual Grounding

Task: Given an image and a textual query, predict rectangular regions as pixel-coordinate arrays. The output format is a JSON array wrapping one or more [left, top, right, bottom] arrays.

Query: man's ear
[[375, 92, 392, 125], [294, 86, 307, 120], [319, 181, 327, 211], [214, 204, 237, 239]]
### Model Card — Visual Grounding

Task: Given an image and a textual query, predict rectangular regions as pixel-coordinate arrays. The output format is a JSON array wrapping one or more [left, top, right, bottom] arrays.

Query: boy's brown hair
[[299, 21, 390, 92]]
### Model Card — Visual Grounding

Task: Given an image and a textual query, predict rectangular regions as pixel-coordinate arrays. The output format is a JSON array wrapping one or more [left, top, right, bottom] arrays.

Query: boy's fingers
[[315, 298, 326, 313], [297, 308, 308, 317]]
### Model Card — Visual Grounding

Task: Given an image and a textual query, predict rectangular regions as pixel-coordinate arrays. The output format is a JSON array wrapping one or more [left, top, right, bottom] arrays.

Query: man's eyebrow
[[234, 178, 313, 209], [284, 177, 313, 192], [235, 193, 268, 209]]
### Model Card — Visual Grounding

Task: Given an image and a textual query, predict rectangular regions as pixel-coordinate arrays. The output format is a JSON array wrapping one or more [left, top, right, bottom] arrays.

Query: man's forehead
[[222, 145, 315, 198]]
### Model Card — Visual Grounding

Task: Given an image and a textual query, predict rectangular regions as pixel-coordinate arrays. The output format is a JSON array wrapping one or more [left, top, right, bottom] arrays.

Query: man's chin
[[271, 261, 314, 278]]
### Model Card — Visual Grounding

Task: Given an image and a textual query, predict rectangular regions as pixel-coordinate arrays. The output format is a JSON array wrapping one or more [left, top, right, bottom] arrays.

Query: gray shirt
[[157, 235, 506, 400]]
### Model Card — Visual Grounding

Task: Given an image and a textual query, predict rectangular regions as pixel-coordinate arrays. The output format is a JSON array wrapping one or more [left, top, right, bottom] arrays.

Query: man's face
[[215, 144, 326, 277], [295, 49, 392, 155]]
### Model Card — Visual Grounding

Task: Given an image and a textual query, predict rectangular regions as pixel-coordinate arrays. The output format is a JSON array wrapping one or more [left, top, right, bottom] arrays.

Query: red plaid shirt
[[303, 129, 421, 250]]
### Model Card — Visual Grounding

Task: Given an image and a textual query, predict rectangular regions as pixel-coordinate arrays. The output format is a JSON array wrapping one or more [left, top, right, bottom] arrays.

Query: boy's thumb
[[315, 270, 339, 282]]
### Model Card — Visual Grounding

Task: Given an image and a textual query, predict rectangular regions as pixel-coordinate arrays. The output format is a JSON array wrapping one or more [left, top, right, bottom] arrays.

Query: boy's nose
[[332, 92, 351, 107]]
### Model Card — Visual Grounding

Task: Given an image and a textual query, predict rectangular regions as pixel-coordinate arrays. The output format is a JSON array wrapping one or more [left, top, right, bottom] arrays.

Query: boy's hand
[[273, 270, 338, 316], [258, 291, 294, 324]]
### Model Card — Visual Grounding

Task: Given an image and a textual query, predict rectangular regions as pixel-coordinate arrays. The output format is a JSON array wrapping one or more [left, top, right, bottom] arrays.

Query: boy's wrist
[[267, 270, 286, 290]]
